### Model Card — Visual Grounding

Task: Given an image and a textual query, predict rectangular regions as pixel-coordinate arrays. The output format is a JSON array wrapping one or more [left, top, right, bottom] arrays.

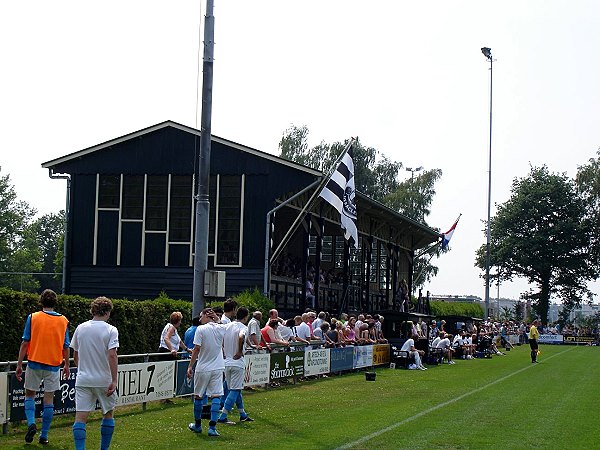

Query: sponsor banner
[[372, 345, 390, 365], [563, 335, 595, 344], [174, 360, 194, 397], [539, 334, 564, 344], [304, 348, 330, 376], [244, 353, 270, 386], [269, 351, 304, 380], [117, 361, 175, 406], [353, 345, 373, 369], [9, 367, 77, 422], [330, 347, 354, 372], [0, 372, 7, 424]]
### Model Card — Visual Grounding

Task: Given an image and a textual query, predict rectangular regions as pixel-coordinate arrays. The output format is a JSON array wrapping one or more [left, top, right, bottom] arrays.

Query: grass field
[[1, 344, 598, 449]]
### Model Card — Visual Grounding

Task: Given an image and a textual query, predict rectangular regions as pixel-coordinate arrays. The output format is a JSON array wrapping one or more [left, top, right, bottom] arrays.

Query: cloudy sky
[[2, 1, 599, 301]]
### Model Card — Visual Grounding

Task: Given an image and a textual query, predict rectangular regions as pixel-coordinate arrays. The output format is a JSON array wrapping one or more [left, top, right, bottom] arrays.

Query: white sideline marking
[[335, 347, 574, 449]]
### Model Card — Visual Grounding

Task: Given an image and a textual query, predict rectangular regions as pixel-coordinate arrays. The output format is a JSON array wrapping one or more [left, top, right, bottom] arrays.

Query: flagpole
[[269, 139, 355, 265]]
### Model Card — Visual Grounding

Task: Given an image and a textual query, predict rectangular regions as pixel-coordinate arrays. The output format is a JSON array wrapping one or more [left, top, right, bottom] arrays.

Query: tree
[[576, 149, 600, 275], [278, 125, 445, 289], [475, 166, 597, 325], [0, 167, 38, 290]]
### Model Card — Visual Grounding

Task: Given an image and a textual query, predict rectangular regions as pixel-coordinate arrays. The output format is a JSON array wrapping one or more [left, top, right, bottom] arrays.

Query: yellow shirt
[[529, 325, 539, 340]]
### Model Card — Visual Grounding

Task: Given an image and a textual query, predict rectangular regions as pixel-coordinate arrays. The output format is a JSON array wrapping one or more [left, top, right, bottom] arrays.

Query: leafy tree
[[475, 166, 597, 325], [576, 149, 600, 275], [513, 300, 525, 323], [20, 211, 65, 291], [0, 167, 38, 290], [278, 125, 445, 289]]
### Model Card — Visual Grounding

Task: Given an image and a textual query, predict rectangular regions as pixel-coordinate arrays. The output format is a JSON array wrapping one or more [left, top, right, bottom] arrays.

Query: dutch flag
[[319, 148, 358, 248], [441, 215, 461, 249]]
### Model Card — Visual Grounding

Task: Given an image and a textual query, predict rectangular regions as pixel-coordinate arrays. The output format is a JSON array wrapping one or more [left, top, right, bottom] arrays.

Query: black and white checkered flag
[[319, 148, 358, 248]]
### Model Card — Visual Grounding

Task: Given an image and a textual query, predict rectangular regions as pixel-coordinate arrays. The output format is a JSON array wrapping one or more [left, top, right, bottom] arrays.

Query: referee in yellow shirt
[[529, 319, 539, 363]]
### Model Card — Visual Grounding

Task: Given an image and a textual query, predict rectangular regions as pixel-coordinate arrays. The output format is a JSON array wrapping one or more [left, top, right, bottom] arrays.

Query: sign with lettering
[[174, 360, 194, 397], [538, 334, 564, 344], [563, 335, 594, 344], [244, 353, 270, 386], [353, 345, 373, 369], [269, 351, 304, 380], [116, 361, 175, 406], [0, 372, 7, 424], [304, 348, 330, 376], [9, 367, 77, 422], [330, 347, 354, 372], [372, 344, 390, 365]]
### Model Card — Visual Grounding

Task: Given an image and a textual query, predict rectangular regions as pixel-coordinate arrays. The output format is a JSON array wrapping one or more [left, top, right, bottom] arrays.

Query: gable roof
[[41, 120, 322, 176]]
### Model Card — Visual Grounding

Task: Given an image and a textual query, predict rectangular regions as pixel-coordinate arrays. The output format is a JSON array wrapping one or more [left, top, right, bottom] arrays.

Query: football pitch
[[2, 344, 598, 449]]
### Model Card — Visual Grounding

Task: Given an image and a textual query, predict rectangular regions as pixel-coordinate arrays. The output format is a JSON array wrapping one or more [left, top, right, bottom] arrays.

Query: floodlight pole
[[192, 0, 215, 317], [482, 47, 493, 318]]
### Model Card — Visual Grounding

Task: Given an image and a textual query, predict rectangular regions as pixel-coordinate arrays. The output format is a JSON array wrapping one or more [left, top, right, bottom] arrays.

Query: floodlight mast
[[481, 46, 493, 318]]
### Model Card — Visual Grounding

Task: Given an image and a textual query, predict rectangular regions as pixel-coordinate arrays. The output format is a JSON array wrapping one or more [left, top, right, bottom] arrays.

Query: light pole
[[481, 46, 493, 318], [406, 166, 423, 220]]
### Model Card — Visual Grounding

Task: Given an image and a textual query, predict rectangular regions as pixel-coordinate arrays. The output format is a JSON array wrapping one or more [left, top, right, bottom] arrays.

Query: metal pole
[[484, 49, 493, 318], [192, 0, 215, 318]]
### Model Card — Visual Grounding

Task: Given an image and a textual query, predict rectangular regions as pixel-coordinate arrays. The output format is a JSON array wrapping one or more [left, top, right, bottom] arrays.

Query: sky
[[2, 1, 599, 302]]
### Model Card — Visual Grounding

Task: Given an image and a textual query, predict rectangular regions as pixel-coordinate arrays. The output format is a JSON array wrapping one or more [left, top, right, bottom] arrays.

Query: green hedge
[[430, 300, 484, 318], [0, 287, 274, 362]]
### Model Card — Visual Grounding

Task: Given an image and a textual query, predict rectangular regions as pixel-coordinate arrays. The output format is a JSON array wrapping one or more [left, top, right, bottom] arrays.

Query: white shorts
[[24, 368, 60, 392], [75, 386, 118, 414], [224, 366, 244, 390], [194, 369, 224, 397]]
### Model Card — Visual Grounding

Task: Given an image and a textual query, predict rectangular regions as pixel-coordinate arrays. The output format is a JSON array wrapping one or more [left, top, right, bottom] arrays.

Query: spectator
[[158, 312, 189, 360], [306, 275, 316, 309], [245, 311, 262, 350], [313, 311, 327, 331], [292, 315, 311, 343], [401, 334, 427, 370], [354, 314, 365, 336], [279, 318, 295, 342], [436, 333, 455, 364], [261, 320, 288, 347]]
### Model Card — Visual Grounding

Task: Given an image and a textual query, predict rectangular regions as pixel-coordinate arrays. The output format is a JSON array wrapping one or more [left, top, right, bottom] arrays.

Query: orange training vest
[[28, 311, 69, 366]]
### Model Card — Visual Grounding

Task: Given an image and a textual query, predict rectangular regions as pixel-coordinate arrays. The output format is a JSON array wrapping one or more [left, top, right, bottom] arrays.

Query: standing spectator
[[292, 316, 311, 344], [246, 311, 263, 350], [15, 289, 70, 445], [70, 297, 119, 450], [306, 275, 316, 309], [312, 311, 327, 331], [188, 308, 227, 437], [218, 307, 254, 424], [529, 320, 540, 363], [158, 312, 189, 359], [220, 298, 238, 324]]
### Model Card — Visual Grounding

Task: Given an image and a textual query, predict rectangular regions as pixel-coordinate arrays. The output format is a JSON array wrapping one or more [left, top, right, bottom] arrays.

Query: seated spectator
[[401, 334, 427, 370], [436, 332, 455, 364]]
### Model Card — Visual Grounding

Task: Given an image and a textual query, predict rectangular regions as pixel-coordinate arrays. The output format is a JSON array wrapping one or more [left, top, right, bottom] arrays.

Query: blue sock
[[236, 393, 245, 413], [193, 397, 203, 427], [209, 398, 221, 428], [72, 422, 86, 450], [24, 397, 35, 426], [41, 404, 54, 438], [100, 418, 115, 450], [222, 390, 240, 417]]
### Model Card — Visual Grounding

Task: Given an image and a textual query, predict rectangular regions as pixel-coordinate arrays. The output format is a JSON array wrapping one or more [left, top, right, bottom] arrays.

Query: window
[[379, 244, 388, 289], [122, 175, 144, 219], [98, 175, 120, 208], [169, 175, 192, 242], [369, 239, 378, 283], [334, 236, 344, 269], [146, 176, 168, 231], [216, 176, 242, 265]]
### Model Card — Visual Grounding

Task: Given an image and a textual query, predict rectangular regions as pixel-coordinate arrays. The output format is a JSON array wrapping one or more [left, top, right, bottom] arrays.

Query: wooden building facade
[[42, 121, 440, 314]]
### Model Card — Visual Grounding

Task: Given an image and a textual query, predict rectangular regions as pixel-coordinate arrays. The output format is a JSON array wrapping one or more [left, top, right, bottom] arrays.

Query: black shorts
[[529, 339, 538, 351]]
